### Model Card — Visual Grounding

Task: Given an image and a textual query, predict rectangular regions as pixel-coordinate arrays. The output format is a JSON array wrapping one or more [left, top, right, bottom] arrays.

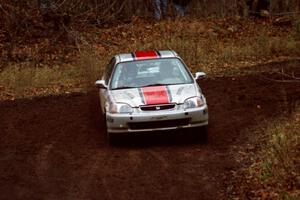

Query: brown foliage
[[0, 0, 299, 68]]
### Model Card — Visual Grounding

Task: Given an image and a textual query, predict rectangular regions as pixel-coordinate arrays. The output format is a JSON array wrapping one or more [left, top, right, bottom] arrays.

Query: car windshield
[[110, 58, 193, 90]]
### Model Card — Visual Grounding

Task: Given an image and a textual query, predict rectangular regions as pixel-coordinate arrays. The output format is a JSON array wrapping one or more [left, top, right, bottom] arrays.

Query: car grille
[[128, 118, 190, 130], [140, 104, 175, 111]]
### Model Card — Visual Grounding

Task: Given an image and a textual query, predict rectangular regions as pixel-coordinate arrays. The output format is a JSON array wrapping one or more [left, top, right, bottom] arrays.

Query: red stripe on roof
[[134, 51, 158, 60], [141, 86, 170, 105]]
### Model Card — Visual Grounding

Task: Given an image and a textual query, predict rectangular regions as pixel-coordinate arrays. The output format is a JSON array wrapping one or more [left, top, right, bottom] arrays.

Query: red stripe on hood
[[141, 86, 170, 105], [134, 51, 158, 60]]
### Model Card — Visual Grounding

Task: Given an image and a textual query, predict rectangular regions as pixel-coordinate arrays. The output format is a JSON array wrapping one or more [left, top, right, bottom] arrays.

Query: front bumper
[[105, 105, 208, 133]]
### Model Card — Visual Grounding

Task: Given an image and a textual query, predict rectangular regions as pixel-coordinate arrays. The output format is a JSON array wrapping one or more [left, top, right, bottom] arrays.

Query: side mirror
[[194, 72, 206, 80], [95, 80, 107, 89]]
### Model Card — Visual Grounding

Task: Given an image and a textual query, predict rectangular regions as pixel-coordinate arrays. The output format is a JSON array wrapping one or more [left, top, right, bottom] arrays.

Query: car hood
[[110, 84, 198, 107]]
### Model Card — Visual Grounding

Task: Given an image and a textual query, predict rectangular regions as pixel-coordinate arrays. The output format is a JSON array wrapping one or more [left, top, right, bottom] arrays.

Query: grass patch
[[249, 111, 300, 199], [0, 65, 80, 92], [0, 45, 106, 98], [259, 125, 299, 182]]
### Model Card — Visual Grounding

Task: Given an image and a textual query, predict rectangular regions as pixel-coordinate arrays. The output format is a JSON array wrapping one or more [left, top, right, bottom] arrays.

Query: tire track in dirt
[[0, 61, 299, 200], [35, 143, 54, 193]]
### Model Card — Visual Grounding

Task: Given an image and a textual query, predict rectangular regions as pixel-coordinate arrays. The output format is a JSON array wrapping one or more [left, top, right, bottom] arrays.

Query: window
[[110, 58, 193, 89], [104, 57, 116, 85]]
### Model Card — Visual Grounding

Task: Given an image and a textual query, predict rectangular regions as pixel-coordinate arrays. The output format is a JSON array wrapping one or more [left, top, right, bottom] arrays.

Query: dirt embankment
[[0, 61, 300, 200]]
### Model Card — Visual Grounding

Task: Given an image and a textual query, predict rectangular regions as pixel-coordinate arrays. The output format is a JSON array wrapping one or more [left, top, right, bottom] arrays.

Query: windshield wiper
[[142, 83, 168, 87], [112, 86, 136, 90]]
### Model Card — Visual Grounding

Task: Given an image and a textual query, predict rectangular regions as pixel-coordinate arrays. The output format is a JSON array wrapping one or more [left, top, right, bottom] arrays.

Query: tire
[[199, 125, 208, 143], [107, 131, 117, 146], [102, 113, 115, 146], [191, 125, 208, 143]]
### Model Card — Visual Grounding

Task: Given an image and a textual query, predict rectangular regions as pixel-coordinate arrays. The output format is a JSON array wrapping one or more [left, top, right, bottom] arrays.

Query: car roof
[[115, 50, 179, 64]]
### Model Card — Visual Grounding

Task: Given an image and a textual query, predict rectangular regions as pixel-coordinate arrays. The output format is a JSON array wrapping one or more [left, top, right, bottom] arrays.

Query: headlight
[[183, 96, 204, 109], [109, 103, 133, 114]]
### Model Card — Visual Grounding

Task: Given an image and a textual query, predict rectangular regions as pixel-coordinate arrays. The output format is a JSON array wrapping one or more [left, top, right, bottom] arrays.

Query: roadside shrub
[[256, 112, 300, 199], [292, 18, 300, 40]]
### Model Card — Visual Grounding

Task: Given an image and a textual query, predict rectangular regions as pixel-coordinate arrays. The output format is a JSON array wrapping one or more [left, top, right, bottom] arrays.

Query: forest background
[[0, 1, 300, 199], [0, 0, 299, 98]]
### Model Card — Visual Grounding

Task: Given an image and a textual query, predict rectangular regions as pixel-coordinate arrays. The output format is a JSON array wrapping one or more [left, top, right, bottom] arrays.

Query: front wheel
[[107, 131, 117, 146], [103, 113, 115, 146], [192, 125, 208, 143]]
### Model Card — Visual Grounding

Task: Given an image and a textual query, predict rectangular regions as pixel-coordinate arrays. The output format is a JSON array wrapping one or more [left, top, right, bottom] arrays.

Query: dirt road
[[1, 61, 299, 200]]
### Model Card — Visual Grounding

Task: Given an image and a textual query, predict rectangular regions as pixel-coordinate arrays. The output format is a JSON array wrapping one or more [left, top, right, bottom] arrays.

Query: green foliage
[[260, 161, 273, 181]]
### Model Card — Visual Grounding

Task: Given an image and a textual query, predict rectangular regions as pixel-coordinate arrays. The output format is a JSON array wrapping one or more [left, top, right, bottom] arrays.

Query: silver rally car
[[95, 50, 208, 141]]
